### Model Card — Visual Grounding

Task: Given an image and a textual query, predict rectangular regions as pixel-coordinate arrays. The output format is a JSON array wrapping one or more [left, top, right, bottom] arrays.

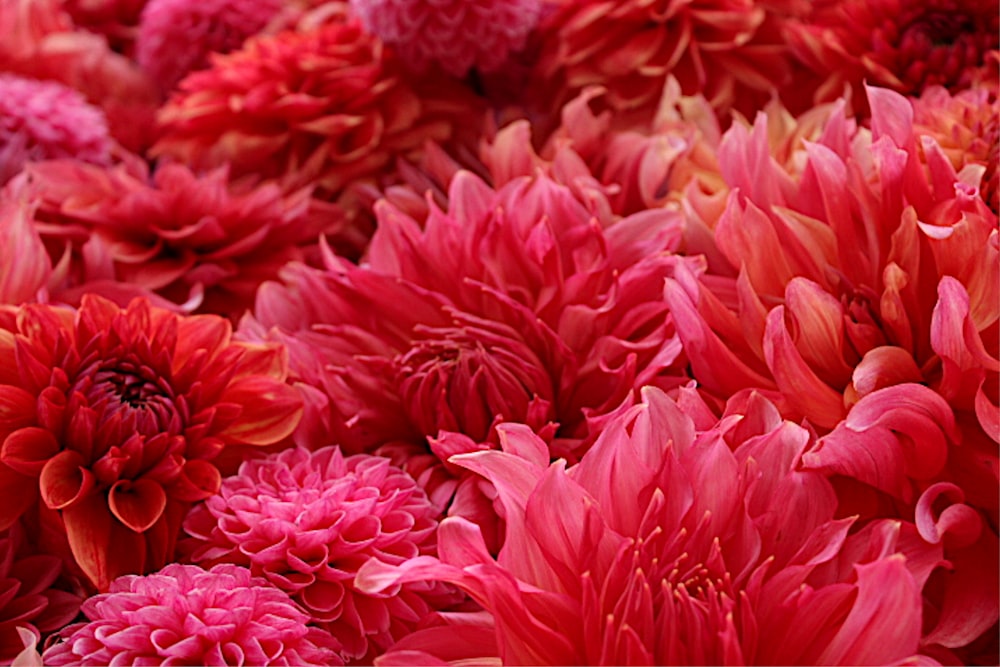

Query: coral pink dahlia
[[349, 0, 542, 77], [182, 446, 457, 661], [136, 0, 284, 91], [358, 387, 940, 664], [0, 75, 111, 184], [0, 295, 303, 591], [42, 563, 340, 666]]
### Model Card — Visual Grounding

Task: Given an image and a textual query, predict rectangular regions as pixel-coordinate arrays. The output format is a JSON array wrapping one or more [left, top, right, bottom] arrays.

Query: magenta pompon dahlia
[[0, 294, 302, 591], [182, 446, 459, 661], [358, 386, 942, 665], [41, 563, 341, 666]]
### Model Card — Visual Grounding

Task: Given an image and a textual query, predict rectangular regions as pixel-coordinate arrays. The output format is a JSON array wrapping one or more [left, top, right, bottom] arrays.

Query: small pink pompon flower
[[0, 74, 111, 184], [349, 0, 542, 77], [42, 563, 341, 666], [182, 446, 458, 662]]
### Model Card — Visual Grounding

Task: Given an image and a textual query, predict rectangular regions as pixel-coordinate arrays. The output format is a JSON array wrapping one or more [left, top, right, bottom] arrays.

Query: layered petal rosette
[[42, 563, 341, 666], [19, 154, 330, 317], [358, 387, 941, 665], [182, 446, 458, 661], [153, 4, 483, 254], [0, 295, 303, 591]]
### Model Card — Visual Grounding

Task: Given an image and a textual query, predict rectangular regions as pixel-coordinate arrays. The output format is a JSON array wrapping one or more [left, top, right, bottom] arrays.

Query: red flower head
[[0, 75, 111, 184], [42, 563, 341, 666], [62, 0, 149, 55], [358, 387, 941, 665], [0, 295, 302, 591], [136, 0, 284, 91], [20, 153, 331, 317], [349, 0, 542, 77], [152, 4, 483, 255], [784, 0, 999, 108], [0, 521, 82, 663], [182, 446, 458, 661]]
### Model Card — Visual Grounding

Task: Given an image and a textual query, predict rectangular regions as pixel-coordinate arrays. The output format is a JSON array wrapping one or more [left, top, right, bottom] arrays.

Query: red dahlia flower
[[20, 154, 330, 317], [0, 75, 111, 184], [349, 0, 542, 77], [0, 521, 82, 663], [182, 446, 458, 661], [152, 4, 483, 254], [0, 295, 302, 591], [136, 0, 284, 91], [358, 387, 940, 665], [42, 563, 341, 666]]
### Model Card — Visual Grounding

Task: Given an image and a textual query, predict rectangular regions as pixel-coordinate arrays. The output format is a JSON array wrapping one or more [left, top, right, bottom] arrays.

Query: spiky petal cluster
[[350, 0, 542, 77], [20, 154, 330, 317], [182, 446, 455, 661], [41, 564, 341, 666], [136, 0, 284, 91], [0, 521, 82, 663], [0, 75, 111, 184], [358, 387, 939, 664], [0, 295, 302, 591]]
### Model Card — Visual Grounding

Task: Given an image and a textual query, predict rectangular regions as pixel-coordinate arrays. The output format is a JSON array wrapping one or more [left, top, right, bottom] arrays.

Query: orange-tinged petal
[[217, 377, 302, 445], [39, 450, 94, 510], [63, 492, 147, 591], [108, 478, 167, 533]]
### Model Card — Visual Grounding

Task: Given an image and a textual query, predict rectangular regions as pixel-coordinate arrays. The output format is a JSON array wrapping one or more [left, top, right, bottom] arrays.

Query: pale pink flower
[[358, 387, 941, 665], [182, 447, 459, 661], [136, 0, 283, 91], [350, 0, 542, 77], [42, 563, 341, 666], [0, 75, 111, 184]]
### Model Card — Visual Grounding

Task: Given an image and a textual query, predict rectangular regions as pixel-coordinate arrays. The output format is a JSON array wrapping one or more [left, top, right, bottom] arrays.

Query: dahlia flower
[[0, 295, 302, 591], [0, 75, 111, 184], [153, 4, 482, 253], [350, 0, 542, 77], [0, 521, 82, 663], [664, 84, 999, 655], [0, 183, 51, 308], [526, 0, 798, 122], [182, 446, 458, 661], [42, 563, 341, 666], [784, 0, 999, 107], [20, 154, 331, 317], [358, 386, 940, 665], [0, 0, 159, 153], [62, 0, 148, 55], [136, 0, 283, 91]]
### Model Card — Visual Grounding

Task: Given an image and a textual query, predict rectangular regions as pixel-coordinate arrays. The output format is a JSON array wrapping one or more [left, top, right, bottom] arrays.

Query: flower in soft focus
[[784, 0, 999, 108], [525, 0, 800, 123], [0, 521, 82, 663], [350, 0, 542, 77], [0, 0, 159, 153], [358, 387, 940, 664], [182, 446, 458, 661], [664, 84, 999, 658], [0, 181, 52, 308], [0, 295, 302, 591], [136, 0, 284, 91], [153, 4, 483, 255], [42, 563, 341, 666], [0, 75, 111, 184], [18, 154, 332, 317], [62, 0, 149, 55]]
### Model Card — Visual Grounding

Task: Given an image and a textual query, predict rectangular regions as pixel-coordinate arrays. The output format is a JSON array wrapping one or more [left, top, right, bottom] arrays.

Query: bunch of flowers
[[0, 0, 996, 665]]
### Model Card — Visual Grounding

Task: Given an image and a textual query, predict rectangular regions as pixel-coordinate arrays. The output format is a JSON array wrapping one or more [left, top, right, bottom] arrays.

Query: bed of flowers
[[0, 0, 997, 665]]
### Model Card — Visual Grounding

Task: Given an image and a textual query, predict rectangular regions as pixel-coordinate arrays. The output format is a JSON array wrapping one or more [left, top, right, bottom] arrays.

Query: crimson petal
[[108, 479, 167, 533], [39, 450, 94, 510]]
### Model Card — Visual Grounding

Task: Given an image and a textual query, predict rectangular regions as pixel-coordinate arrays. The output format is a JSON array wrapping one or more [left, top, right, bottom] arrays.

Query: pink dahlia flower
[[182, 446, 457, 661], [42, 563, 340, 666], [19, 154, 331, 317], [526, 0, 799, 122], [152, 4, 483, 255], [0, 75, 111, 184], [349, 0, 542, 77], [358, 387, 940, 665], [0, 0, 159, 153], [136, 0, 283, 91], [0, 521, 82, 663], [0, 295, 302, 591], [784, 0, 999, 108]]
